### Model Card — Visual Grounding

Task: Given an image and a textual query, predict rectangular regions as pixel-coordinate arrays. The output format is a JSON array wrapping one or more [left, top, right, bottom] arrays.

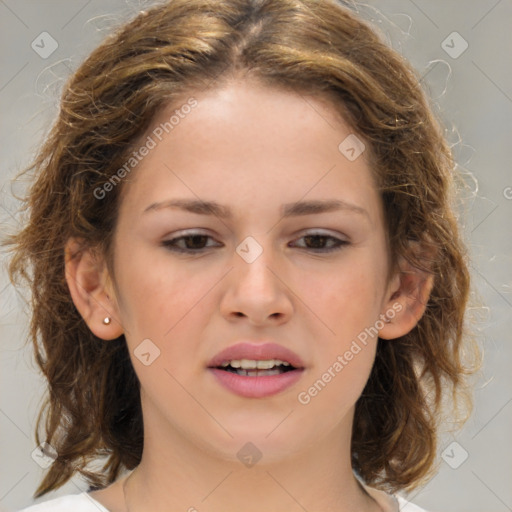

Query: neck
[[121, 400, 382, 512]]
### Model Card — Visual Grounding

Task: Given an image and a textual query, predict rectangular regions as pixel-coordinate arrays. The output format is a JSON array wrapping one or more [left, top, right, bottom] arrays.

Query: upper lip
[[207, 342, 305, 369]]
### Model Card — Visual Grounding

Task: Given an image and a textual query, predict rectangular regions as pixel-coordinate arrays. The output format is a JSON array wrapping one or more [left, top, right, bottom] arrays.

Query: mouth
[[213, 358, 298, 377], [206, 342, 305, 398]]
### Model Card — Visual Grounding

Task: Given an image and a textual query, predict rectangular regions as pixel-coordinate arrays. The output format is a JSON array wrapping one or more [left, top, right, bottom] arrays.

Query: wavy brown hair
[[6, 0, 479, 499]]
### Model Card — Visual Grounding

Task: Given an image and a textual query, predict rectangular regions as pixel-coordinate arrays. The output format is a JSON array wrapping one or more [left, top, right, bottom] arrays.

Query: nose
[[219, 241, 294, 326]]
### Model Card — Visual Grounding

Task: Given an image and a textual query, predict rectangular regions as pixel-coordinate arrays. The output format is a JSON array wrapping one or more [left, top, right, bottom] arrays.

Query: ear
[[64, 237, 124, 340], [378, 243, 435, 340]]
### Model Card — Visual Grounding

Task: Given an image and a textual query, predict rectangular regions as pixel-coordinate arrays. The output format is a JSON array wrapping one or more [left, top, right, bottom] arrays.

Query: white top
[[17, 482, 428, 511]]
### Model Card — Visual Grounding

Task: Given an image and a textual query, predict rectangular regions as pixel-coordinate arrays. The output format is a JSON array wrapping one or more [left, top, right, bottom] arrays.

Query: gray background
[[0, 1, 511, 511]]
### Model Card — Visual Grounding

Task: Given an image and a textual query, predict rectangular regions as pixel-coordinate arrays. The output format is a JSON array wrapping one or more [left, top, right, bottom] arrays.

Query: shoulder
[[17, 492, 110, 512], [359, 479, 430, 512]]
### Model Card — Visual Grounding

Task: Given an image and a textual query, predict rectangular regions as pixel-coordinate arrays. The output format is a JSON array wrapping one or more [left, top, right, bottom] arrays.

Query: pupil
[[305, 235, 326, 248], [186, 235, 207, 249]]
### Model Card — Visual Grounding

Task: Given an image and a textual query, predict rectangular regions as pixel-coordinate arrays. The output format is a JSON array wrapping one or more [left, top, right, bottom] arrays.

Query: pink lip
[[208, 368, 304, 398], [207, 342, 306, 399]]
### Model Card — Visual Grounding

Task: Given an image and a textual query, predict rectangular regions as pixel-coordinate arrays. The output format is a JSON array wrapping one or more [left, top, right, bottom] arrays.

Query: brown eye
[[162, 232, 221, 253], [291, 232, 349, 253]]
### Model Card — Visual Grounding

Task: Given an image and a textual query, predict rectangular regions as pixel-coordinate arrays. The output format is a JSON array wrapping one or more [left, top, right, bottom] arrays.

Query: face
[[105, 79, 398, 464]]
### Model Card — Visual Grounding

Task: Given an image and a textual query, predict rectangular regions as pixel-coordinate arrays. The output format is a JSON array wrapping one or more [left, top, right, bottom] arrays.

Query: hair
[[5, 0, 480, 499]]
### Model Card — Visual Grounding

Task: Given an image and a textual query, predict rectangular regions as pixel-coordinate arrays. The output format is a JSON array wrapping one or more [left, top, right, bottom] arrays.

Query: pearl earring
[[103, 317, 111, 325]]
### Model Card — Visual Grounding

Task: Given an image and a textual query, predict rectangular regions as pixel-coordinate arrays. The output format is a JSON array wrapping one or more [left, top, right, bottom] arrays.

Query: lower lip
[[208, 368, 304, 398]]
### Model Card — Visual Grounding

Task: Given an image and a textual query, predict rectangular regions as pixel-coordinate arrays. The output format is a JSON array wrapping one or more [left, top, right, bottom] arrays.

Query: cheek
[[307, 254, 385, 340], [297, 251, 384, 402], [113, 245, 212, 341], [297, 333, 377, 426]]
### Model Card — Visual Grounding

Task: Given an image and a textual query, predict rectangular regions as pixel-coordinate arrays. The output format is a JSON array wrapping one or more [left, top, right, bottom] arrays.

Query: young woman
[[8, 0, 478, 511]]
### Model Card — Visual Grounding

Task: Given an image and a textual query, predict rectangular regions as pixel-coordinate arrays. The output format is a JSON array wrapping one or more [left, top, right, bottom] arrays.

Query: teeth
[[220, 359, 291, 370], [238, 369, 282, 377]]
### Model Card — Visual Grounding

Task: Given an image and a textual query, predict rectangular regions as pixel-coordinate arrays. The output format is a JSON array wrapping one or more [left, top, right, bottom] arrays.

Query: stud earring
[[103, 317, 111, 325]]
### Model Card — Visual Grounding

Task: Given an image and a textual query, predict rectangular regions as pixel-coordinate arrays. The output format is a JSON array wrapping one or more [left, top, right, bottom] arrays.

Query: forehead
[[118, 80, 383, 226]]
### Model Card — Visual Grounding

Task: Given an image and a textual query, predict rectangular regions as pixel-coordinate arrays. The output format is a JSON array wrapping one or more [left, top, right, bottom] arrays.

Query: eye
[[161, 231, 221, 253], [291, 231, 350, 253], [161, 230, 350, 254]]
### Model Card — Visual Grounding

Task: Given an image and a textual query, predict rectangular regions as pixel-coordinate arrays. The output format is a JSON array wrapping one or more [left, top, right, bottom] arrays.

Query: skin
[[65, 78, 433, 512]]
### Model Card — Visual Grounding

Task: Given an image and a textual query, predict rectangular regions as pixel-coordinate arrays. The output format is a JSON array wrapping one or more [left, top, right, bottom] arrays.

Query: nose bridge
[[225, 233, 292, 316], [234, 234, 276, 290], [219, 229, 294, 324]]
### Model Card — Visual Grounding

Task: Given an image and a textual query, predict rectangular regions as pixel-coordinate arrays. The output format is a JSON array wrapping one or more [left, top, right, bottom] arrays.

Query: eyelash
[[161, 231, 350, 254]]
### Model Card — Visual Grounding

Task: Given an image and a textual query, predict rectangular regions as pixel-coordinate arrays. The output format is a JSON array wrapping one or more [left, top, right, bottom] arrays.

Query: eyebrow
[[143, 198, 369, 220]]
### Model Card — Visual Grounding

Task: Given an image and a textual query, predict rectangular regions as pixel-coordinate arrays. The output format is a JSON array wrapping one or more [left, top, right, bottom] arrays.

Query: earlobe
[[378, 253, 435, 340], [64, 238, 123, 340]]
